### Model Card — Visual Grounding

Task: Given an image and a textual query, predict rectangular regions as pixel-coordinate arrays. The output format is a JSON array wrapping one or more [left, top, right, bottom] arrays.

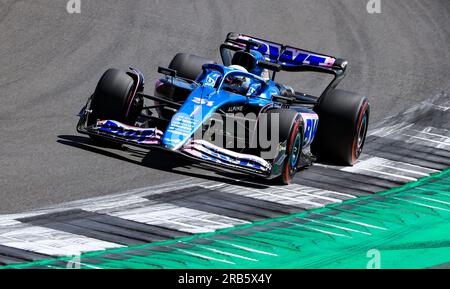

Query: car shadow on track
[[57, 135, 272, 189]]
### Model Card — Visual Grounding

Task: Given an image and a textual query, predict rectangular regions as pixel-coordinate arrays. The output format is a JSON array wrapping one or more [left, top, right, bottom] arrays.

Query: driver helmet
[[228, 64, 248, 73], [231, 50, 269, 80]]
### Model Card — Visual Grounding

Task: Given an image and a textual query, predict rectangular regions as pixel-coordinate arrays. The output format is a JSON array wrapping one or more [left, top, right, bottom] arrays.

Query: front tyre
[[262, 109, 303, 185], [279, 117, 303, 185], [88, 68, 143, 144]]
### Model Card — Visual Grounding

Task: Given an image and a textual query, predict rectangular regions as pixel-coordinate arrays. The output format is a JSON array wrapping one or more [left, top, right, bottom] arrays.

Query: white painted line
[[416, 188, 450, 197], [177, 248, 235, 265], [203, 247, 258, 262], [225, 183, 351, 210], [68, 260, 102, 269], [343, 166, 418, 182], [106, 203, 249, 234], [300, 218, 372, 235], [374, 164, 430, 177], [217, 241, 278, 256], [168, 212, 244, 227], [285, 221, 350, 237], [427, 104, 450, 112], [112, 212, 214, 234], [314, 213, 388, 230], [275, 186, 344, 203], [391, 197, 450, 212], [201, 183, 227, 189], [296, 186, 357, 199], [0, 222, 122, 256], [416, 196, 450, 206], [79, 196, 150, 212], [142, 217, 215, 233], [365, 156, 438, 172], [411, 129, 450, 140], [369, 122, 414, 137], [346, 156, 437, 179], [47, 178, 197, 211], [402, 134, 450, 147], [226, 185, 325, 208]]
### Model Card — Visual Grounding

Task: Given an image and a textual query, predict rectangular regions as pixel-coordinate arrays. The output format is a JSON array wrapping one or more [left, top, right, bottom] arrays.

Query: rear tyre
[[169, 53, 216, 81], [155, 53, 215, 120], [311, 89, 370, 165], [261, 109, 303, 185], [88, 68, 142, 145]]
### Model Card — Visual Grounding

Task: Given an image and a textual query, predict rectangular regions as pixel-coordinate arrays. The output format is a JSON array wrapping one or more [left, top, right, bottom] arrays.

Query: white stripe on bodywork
[[183, 139, 272, 171]]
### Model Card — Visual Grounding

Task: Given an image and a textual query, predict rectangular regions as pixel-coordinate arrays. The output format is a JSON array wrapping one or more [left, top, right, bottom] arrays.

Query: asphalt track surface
[[1, 0, 449, 213]]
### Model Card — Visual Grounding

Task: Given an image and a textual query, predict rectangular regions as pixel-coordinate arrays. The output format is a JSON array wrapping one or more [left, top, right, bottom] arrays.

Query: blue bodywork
[[161, 63, 318, 151], [163, 64, 279, 150]]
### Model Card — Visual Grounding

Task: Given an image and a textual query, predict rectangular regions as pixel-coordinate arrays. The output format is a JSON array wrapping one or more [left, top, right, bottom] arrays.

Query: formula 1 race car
[[77, 33, 370, 184]]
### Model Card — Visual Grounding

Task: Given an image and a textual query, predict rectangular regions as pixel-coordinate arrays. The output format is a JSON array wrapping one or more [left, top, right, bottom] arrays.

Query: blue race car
[[77, 33, 370, 184]]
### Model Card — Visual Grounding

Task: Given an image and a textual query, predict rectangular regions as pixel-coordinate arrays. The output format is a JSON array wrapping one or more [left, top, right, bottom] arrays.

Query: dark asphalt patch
[[365, 136, 450, 170], [298, 166, 402, 192], [0, 245, 50, 266]]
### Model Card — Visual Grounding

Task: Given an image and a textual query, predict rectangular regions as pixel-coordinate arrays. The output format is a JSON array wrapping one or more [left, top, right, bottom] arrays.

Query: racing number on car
[[192, 97, 214, 107], [247, 83, 262, 96]]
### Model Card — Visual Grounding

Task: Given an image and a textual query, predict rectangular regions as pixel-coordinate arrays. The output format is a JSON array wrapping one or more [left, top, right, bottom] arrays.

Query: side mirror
[[158, 66, 177, 77]]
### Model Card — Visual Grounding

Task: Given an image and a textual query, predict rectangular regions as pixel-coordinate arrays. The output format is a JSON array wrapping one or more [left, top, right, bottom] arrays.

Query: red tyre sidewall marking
[[284, 117, 302, 184], [125, 72, 141, 118], [352, 101, 368, 164]]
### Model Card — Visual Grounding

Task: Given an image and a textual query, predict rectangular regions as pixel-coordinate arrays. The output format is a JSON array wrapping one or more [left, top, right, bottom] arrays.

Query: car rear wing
[[220, 32, 348, 96], [223, 32, 349, 72]]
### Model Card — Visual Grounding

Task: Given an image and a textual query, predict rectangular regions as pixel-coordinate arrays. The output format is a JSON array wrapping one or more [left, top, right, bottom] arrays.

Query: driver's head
[[224, 65, 250, 92], [228, 64, 248, 74], [228, 65, 249, 86]]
